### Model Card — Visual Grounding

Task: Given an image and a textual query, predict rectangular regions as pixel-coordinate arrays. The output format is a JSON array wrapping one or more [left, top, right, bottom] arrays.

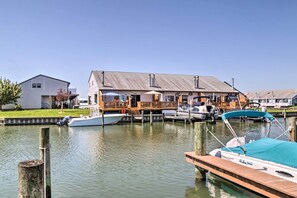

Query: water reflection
[[184, 173, 264, 198], [0, 119, 287, 197]]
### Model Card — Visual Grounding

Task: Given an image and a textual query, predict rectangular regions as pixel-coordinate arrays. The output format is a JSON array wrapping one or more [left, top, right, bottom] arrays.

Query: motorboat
[[176, 106, 218, 120], [68, 113, 125, 127], [57, 106, 125, 127], [176, 96, 219, 121], [209, 110, 297, 183]]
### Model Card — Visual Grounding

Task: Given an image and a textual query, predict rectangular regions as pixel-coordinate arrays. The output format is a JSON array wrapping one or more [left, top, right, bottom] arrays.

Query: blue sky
[[1, 0, 297, 97]]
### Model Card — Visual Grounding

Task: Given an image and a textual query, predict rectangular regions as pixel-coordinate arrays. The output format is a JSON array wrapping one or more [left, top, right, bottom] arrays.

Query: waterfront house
[[18, 74, 78, 109], [246, 89, 297, 108], [224, 81, 249, 108], [88, 71, 243, 113]]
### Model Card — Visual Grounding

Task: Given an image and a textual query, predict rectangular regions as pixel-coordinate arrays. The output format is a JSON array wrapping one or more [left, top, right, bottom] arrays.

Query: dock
[[0, 117, 64, 126], [164, 115, 193, 123], [185, 152, 297, 198]]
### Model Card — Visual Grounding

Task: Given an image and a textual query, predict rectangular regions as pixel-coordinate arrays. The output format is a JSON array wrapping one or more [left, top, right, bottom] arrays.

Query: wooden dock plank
[[185, 152, 297, 198]]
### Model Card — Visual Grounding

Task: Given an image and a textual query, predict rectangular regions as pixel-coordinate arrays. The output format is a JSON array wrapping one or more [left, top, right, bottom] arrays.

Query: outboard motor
[[57, 116, 72, 126]]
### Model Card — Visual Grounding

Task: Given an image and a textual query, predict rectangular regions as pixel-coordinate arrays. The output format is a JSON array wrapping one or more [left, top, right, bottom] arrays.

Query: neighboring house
[[245, 89, 297, 108], [88, 70, 241, 112], [18, 74, 71, 109]]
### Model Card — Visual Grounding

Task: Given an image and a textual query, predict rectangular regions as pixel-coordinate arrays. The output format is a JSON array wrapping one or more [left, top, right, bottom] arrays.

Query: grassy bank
[[266, 106, 297, 113], [0, 109, 90, 118]]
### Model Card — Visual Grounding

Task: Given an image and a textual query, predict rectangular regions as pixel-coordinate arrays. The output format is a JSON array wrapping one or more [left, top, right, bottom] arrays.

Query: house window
[[94, 94, 97, 104], [182, 95, 188, 104], [32, 83, 41, 88], [165, 95, 174, 102]]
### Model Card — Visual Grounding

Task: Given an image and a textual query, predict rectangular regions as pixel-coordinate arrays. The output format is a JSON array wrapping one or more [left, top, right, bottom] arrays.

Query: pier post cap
[[18, 160, 44, 168]]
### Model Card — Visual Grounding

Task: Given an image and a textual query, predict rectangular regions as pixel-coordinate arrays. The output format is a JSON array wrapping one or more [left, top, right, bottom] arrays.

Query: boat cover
[[221, 110, 274, 121], [222, 138, 297, 168]]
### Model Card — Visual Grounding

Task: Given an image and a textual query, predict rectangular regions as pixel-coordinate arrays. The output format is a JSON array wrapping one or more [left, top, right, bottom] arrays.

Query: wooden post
[[188, 109, 192, 124], [131, 114, 133, 124], [40, 128, 51, 198], [162, 113, 165, 123], [18, 160, 44, 198], [102, 110, 105, 128], [150, 110, 153, 125], [141, 110, 144, 124], [128, 95, 131, 108], [194, 122, 207, 180], [283, 109, 287, 128], [289, 117, 297, 142]]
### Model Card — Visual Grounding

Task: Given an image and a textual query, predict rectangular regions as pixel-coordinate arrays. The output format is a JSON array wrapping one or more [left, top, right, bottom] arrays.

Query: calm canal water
[[0, 119, 287, 197]]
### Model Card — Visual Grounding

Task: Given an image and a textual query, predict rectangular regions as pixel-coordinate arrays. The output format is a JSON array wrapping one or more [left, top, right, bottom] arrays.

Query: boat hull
[[210, 150, 297, 183], [68, 114, 125, 127], [177, 111, 207, 120]]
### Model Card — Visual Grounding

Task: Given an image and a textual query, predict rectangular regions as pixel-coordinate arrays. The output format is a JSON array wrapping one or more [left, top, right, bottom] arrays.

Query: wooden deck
[[99, 101, 246, 112], [185, 152, 297, 198]]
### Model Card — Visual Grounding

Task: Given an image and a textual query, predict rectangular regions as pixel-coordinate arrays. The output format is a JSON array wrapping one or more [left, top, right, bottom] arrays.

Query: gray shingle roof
[[246, 89, 297, 99], [19, 74, 70, 85], [91, 71, 238, 93]]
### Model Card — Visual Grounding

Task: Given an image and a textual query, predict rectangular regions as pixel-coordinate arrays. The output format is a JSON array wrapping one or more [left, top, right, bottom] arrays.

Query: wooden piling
[[188, 109, 192, 124], [194, 122, 207, 180], [131, 114, 133, 124], [289, 117, 297, 142], [102, 110, 105, 128], [150, 110, 153, 125], [141, 110, 144, 124], [18, 160, 44, 198], [40, 128, 51, 198]]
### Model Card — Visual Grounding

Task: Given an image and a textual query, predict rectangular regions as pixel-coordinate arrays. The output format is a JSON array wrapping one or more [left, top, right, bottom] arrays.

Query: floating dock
[[185, 152, 297, 198]]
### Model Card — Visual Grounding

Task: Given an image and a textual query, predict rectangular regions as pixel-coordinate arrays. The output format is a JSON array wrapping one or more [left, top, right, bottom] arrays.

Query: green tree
[[56, 89, 70, 112], [0, 77, 22, 110]]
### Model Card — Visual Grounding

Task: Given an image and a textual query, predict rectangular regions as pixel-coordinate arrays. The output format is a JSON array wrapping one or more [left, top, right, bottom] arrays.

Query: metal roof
[[91, 70, 238, 93], [245, 89, 297, 99]]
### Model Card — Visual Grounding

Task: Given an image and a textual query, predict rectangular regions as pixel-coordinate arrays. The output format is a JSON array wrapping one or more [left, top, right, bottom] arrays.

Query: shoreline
[[0, 114, 166, 126], [0, 112, 296, 126]]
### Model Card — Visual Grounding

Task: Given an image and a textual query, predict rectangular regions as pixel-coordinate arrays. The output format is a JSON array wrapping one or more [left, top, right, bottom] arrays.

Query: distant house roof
[[90, 70, 238, 93], [246, 89, 297, 99], [19, 74, 70, 86]]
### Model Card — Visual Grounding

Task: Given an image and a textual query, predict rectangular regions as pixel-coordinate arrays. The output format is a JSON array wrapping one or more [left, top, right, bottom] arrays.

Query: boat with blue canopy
[[221, 110, 275, 122], [210, 110, 297, 183]]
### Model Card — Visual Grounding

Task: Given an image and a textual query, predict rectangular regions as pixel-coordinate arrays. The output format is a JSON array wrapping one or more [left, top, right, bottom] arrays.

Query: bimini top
[[221, 110, 275, 121], [222, 138, 297, 169]]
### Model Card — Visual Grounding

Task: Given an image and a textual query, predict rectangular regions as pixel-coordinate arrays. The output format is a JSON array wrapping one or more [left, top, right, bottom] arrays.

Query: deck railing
[[100, 101, 246, 111], [212, 102, 246, 110], [102, 102, 128, 109], [137, 101, 178, 109]]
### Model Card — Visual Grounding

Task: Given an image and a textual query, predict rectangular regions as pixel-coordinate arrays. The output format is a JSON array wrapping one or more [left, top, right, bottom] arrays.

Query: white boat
[[176, 108, 207, 120], [68, 113, 125, 127], [209, 110, 297, 183], [177, 102, 219, 121]]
